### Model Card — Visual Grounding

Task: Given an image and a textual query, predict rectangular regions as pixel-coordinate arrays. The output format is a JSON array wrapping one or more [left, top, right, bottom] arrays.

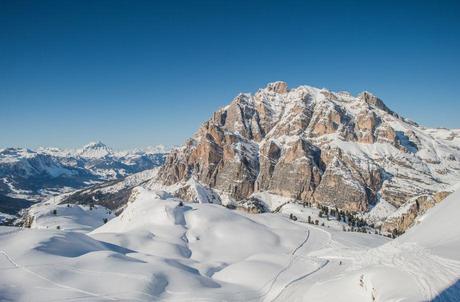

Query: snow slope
[[0, 186, 458, 301], [278, 188, 460, 302], [28, 203, 114, 233], [399, 188, 460, 260], [0, 187, 388, 301]]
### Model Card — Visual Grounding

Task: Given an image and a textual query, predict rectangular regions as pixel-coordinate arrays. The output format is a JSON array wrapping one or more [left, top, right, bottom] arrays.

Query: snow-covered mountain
[[76, 141, 114, 158], [157, 81, 460, 233], [0, 142, 167, 218]]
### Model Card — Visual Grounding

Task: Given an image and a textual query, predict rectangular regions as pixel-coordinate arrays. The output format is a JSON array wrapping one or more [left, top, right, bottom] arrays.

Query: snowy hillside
[[398, 187, 460, 260], [27, 202, 115, 233], [276, 187, 460, 302], [61, 168, 161, 215], [1, 185, 458, 301]]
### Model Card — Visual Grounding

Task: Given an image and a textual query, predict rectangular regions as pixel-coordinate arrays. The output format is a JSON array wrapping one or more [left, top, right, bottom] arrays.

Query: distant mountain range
[[0, 142, 167, 217]]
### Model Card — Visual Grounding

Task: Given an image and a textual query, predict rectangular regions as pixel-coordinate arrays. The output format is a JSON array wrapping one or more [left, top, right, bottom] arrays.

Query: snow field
[[0, 186, 459, 301]]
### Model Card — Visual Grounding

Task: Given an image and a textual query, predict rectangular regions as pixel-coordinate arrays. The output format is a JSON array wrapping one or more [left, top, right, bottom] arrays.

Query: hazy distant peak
[[78, 141, 113, 159]]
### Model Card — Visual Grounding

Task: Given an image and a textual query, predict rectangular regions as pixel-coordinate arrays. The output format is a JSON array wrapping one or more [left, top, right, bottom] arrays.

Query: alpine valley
[[1, 82, 459, 302], [0, 142, 167, 222]]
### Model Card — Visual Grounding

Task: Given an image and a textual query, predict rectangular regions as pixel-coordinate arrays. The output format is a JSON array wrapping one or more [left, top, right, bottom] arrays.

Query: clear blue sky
[[1, 0, 459, 149]]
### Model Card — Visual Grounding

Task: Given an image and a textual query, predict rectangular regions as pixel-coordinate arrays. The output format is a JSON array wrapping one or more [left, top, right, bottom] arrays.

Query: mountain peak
[[357, 91, 394, 115], [83, 141, 108, 149], [79, 141, 113, 158], [265, 81, 288, 94]]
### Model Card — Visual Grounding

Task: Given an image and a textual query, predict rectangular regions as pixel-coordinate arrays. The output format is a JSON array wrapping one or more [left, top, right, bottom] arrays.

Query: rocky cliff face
[[157, 82, 460, 227], [381, 191, 451, 234]]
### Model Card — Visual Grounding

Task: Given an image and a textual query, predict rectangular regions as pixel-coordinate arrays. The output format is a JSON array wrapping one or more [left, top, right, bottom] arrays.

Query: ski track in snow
[[255, 230, 311, 302], [157, 229, 318, 302], [266, 224, 333, 302], [270, 259, 330, 302], [0, 250, 118, 301], [387, 247, 460, 300], [161, 230, 313, 302]]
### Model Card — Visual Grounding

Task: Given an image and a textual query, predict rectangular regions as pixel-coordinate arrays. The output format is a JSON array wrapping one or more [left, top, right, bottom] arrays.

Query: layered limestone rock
[[356, 110, 379, 143], [358, 91, 395, 116], [266, 81, 289, 94], [255, 138, 322, 201], [313, 157, 368, 212], [157, 82, 460, 231], [382, 191, 451, 234], [310, 102, 344, 137]]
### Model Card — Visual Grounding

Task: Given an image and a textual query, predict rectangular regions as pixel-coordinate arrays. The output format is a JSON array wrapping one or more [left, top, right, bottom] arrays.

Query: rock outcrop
[[382, 191, 451, 234]]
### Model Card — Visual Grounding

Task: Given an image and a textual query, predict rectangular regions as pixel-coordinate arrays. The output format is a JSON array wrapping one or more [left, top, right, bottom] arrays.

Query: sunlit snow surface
[[1, 187, 459, 301]]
